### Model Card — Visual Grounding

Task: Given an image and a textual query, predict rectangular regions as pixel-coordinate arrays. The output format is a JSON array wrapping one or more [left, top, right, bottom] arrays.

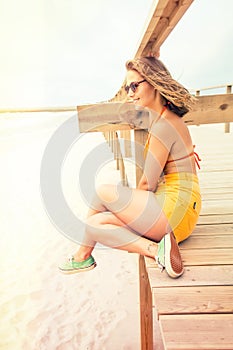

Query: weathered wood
[[197, 214, 233, 225], [198, 170, 233, 181], [134, 130, 148, 186], [200, 200, 233, 215], [115, 132, 129, 186], [225, 85, 232, 133], [145, 245, 233, 268], [120, 130, 132, 157], [159, 314, 233, 350], [77, 102, 149, 132], [154, 286, 233, 315], [184, 93, 233, 125], [77, 93, 233, 132], [201, 192, 233, 201], [179, 234, 233, 249], [135, 0, 194, 57], [193, 223, 233, 235], [181, 248, 233, 265], [145, 264, 233, 287], [139, 255, 153, 350], [112, 0, 194, 102]]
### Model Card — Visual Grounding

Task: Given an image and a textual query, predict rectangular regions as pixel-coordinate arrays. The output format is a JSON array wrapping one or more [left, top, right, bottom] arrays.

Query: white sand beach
[[0, 112, 232, 350], [0, 112, 140, 350]]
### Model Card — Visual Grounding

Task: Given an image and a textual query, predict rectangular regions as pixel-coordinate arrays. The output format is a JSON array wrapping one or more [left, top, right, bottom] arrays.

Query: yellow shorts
[[155, 172, 201, 243]]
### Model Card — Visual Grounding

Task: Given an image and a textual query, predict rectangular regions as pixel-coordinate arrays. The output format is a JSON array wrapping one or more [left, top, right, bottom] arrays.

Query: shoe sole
[[59, 262, 97, 275], [164, 234, 184, 278]]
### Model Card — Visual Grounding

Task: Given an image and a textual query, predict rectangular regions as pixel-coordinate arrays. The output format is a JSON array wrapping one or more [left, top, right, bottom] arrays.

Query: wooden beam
[[111, 0, 194, 102], [77, 102, 149, 132], [184, 93, 233, 125], [135, 0, 194, 57], [77, 94, 233, 132]]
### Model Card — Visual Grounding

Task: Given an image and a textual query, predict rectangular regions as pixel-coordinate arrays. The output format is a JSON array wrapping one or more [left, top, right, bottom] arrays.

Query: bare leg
[[73, 184, 171, 261], [74, 212, 160, 260]]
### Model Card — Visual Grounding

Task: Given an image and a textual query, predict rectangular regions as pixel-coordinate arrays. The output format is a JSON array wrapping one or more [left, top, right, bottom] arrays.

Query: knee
[[96, 184, 117, 203], [86, 213, 111, 241], [86, 212, 108, 234]]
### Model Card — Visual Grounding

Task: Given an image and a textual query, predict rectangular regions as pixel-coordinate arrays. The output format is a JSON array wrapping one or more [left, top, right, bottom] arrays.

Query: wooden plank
[[198, 163, 233, 171], [193, 223, 233, 235], [145, 264, 233, 288], [184, 94, 233, 125], [198, 169, 233, 178], [201, 192, 233, 201], [139, 255, 153, 350], [153, 286, 233, 316], [199, 178, 233, 188], [197, 214, 233, 225], [78, 94, 233, 130], [200, 183, 233, 190], [200, 200, 233, 215], [159, 314, 233, 350], [179, 234, 233, 249], [77, 102, 149, 132], [135, 0, 195, 57], [201, 190, 233, 198], [181, 248, 233, 266]]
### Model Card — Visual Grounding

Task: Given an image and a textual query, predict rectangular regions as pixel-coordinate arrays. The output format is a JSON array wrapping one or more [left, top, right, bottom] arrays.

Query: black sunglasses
[[124, 79, 146, 94]]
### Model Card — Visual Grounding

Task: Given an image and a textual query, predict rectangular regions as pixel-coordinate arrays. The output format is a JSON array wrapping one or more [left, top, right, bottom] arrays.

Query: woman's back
[[150, 112, 197, 174]]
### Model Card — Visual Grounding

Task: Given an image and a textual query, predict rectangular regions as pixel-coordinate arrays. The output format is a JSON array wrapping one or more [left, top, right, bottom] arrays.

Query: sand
[[0, 112, 140, 350]]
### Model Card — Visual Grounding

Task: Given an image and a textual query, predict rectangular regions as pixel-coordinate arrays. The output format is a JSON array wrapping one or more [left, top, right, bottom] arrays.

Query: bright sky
[[0, 0, 232, 108]]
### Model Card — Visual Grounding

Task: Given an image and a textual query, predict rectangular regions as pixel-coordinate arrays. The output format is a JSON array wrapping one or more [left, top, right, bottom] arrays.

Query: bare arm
[[137, 135, 170, 191]]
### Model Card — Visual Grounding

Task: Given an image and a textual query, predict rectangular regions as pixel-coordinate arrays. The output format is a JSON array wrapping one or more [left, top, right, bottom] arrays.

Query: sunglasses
[[124, 79, 146, 94]]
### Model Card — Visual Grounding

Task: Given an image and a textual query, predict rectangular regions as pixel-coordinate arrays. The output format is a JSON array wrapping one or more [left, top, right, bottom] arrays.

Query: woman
[[59, 56, 201, 278]]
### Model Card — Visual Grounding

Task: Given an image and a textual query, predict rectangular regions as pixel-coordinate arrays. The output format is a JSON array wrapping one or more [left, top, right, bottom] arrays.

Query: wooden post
[[139, 255, 153, 350], [135, 129, 153, 349], [115, 132, 128, 186], [134, 130, 148, 186], [120, 130, 132, 157], [225, 85, 232, 133]]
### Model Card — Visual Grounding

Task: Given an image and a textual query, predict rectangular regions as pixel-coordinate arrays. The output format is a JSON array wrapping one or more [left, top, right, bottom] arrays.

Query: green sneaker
[[156, 232, 184, 278], [59, 255, 97, 274]]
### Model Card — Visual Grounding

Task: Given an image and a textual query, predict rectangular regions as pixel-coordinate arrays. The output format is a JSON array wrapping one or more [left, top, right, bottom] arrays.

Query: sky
[[0, 0, 232, 108]]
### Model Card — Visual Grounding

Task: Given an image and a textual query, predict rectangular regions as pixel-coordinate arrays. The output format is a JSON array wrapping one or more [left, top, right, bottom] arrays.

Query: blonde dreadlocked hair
[[125, 56, 196, 117]]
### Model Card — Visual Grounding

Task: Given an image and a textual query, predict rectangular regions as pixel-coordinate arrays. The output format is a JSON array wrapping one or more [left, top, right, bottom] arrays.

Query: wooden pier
[[139, 125, 233, 349]]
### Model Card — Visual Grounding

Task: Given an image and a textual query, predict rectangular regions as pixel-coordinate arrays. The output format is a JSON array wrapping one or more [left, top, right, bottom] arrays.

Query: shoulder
[[149, 118, 177, 151], [151, 117, 179, 140]]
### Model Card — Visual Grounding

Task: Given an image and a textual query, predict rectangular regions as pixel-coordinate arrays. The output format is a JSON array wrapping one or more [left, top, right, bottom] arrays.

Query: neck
[[159, 105, 167, 117], [148, 106, 167, 131]]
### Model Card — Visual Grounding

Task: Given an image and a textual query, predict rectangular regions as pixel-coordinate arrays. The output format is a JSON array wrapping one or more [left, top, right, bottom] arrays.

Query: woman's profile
[[59, 56, 201, 278]]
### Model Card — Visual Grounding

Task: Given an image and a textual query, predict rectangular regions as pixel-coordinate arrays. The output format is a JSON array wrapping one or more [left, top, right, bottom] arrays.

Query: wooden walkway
[[139, 125, 233, 349]]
